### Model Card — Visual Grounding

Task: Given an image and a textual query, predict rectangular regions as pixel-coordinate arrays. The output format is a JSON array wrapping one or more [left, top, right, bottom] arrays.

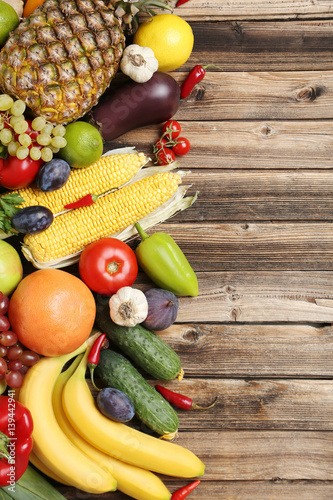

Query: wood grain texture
[[58, 480, 333, 500], [144, 222, 333, 271], [170, 0, 333, 20], [186, 21, 333, 71], [150, 378, 333, 430], [152, 324, 333, 377], [178, 170, 333, 220], [179, 431, 333, 480], [172, 71, 333, 121], [170, 271, 333, 322], [107, 120, 333, 170]]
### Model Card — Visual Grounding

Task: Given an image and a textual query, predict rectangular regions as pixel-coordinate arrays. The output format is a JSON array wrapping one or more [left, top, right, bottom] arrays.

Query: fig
[[142, 288, 179, 331]]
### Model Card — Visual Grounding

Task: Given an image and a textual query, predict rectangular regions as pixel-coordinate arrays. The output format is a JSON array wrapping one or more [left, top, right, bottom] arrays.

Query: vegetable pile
[[0, 0, 216, 498]]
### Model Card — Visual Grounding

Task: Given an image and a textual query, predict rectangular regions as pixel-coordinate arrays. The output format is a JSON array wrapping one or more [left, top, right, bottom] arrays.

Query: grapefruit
[[8, 269, 96, 357]]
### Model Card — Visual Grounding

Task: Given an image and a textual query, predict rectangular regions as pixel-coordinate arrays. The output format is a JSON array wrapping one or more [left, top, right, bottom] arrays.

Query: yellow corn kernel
[[15, 152, 147, 214], [23, 172, 181, 263]]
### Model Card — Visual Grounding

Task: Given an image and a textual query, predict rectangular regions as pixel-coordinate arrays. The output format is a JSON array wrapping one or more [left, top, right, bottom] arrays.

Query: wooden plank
[[156, 324, 333, 378], [172, 71, 333, 120], [159, 270, 333, 323], [170, 0, 333, 20], [151, 379, 333, 431], [148, 222, 333, 271], [108, 121, 333, 170], [186, 21, 333, 71], [58, 480, 333, 500], [177, 171, 333, 220], [177, 431, 333, 480]]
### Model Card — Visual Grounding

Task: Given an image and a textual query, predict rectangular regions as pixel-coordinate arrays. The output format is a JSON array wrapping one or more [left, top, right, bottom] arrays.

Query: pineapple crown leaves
[[0, 193, 25, 235], [113, 0, 173, 31]]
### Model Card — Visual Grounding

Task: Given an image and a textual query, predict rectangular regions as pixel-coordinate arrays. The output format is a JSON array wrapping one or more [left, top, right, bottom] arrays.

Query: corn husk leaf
[[21, 164, 197, 269]]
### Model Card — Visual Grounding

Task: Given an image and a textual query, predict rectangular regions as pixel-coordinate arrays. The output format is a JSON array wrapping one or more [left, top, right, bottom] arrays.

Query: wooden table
[[9, 1, 333, 499]]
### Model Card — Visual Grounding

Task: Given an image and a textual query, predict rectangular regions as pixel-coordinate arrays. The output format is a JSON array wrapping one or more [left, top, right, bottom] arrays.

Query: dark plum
[[36, 158, 71, 192], [11, 206, 54, 234], [97, 387, 135, 423]]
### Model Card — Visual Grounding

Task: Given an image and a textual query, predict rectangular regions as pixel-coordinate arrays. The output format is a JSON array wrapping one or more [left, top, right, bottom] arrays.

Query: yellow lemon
[[134, 14, 194, 72], [0, 0, 19, 47], [59, 121, 103, 169]]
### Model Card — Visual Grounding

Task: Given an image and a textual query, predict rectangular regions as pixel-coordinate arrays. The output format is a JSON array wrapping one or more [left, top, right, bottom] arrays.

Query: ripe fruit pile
[[154, 120, 191, 165], [0, 93, 67, 162], [0, 291, 39, 389]]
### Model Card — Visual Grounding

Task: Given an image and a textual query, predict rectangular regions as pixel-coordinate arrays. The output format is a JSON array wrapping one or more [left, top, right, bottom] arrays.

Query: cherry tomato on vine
[[162, 120, 182, 140], [154, 137, 167, 152], [79, 238, 138, 295], [172, 137, 191, 156], [156, 147, 176, 166]]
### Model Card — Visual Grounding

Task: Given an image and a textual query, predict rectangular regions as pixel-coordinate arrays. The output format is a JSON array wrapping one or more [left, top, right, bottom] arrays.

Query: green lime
[[0, 0, 19, 47], [60, 121, 103, 169]]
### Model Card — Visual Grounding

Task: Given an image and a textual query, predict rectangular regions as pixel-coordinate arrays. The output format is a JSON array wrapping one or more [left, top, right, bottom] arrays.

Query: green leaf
[[0, 194, 25, 218], [0, 193, 25, 234]]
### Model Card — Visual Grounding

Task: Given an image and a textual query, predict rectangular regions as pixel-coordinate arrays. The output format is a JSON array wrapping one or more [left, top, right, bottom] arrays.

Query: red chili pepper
[[156, 385, 217, 410], [64, 193, 99, 210], [171, 480, 200, 499], [88, 333, 107, 391], [176, 0, 190, 7], [0, 395, 33, 487], [180, 64, 222, 99]]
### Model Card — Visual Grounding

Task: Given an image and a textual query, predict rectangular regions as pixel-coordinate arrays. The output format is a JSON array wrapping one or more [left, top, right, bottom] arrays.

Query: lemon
[[59, 121, 103, 169], [133, 14, 194, 73], [0, 0, 19, 47]]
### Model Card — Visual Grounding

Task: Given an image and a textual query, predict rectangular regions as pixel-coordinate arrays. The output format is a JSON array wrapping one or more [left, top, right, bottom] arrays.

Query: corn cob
[[23, 171, 182, 264], [15, 151, 148, 214]]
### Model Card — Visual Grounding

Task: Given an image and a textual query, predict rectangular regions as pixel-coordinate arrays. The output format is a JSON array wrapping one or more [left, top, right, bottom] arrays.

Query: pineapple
[[0, 0, 171, 125]]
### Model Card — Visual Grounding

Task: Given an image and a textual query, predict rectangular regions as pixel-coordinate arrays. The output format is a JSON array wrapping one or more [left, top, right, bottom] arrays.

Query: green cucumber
[[96, 349, 179, 436], [95, 295, 182, 381]]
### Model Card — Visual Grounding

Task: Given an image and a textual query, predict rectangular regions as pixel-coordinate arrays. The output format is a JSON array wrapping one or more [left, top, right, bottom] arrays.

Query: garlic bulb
[[109, 286, 148, 327], [120, 44, 159, 83]]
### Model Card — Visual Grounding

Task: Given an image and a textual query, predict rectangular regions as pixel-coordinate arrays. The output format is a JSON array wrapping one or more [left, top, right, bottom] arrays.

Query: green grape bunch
[[0, 94, 67, 162]]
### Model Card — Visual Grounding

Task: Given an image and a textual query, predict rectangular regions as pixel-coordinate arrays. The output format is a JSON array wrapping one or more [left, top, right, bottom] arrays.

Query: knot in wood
[[260, 124, 272, 136], [183, 326, 200, 343], [296, 86, 317, 102]]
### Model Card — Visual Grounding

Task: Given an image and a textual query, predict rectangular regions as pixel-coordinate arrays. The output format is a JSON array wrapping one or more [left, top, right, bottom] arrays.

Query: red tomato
[[172, 137, 191, 156], [154, 138, 168, 151], [156, 147, 176, 166], [162, 120, 182, 140], [0, 156, 44, 189], [79, 238, 138, 295]]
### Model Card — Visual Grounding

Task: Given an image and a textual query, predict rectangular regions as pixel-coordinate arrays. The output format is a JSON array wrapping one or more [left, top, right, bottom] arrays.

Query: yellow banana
[[53, 354, 171, 500], [18, 334, 117, 494], [29, 451, 70, 485], [63, 350, 205, 478]]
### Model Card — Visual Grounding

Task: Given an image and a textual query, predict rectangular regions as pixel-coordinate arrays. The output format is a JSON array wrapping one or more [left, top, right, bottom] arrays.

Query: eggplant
[[90, 72, 180, 141]]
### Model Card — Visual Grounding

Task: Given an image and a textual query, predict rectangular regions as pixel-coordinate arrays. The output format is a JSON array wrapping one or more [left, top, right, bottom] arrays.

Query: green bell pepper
[[135, 223, 198, 297]]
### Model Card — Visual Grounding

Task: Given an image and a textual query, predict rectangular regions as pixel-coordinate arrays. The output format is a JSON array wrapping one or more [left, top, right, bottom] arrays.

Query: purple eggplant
[[90, 72, 180, 141]]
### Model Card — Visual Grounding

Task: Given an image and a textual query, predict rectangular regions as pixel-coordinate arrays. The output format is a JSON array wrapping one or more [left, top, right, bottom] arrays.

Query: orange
[[8, 269, 96, 357], [23, 0, 45, 17]]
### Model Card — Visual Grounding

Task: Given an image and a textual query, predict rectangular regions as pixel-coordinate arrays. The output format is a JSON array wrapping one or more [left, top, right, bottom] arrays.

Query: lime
[[59, 121, 103, 169], [0, 0, 19, 47], [133, 14, 194, 73]]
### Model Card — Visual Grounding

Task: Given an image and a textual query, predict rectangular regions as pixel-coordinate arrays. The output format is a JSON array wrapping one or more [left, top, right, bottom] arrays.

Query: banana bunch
[[18, 334, 205, 500]]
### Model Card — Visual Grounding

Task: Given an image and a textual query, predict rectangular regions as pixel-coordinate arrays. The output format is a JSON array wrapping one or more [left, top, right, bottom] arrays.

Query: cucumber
[[96, 349, 179, 436], [95, 294, 182, 381]]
